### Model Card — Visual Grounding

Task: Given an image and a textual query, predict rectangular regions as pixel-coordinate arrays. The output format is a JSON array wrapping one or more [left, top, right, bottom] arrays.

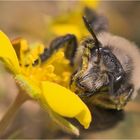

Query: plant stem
[[0, 91, 29, 136]]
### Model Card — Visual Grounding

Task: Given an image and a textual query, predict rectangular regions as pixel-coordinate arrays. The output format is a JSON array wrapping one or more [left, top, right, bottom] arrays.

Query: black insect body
[[37, 8, 140, 109]]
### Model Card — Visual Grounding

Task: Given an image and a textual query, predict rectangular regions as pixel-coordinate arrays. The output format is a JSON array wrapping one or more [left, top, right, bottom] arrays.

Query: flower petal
[[0, 31, 20, 74], [40, 100, 79, 136], [52, 24, 81, 38], [41, 81, 92, 129], [15, 74, 41, 99], [50, 111, 79, 136], [81, 0, 99, 9]]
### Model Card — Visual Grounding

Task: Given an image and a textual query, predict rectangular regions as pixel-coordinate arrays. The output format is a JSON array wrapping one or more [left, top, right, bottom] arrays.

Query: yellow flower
[[80, 0, 99, 9], [46, 1, 99, 40], [48, 10, 88, 40], [0, 31, 91, 135]]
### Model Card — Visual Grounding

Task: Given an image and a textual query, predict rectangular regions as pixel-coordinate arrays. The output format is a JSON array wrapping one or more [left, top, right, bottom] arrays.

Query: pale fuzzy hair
[[97, 32, 140, 99]]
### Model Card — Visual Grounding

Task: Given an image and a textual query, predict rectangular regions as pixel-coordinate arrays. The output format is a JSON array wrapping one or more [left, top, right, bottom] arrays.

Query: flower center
[[19, 44, 73, 88]]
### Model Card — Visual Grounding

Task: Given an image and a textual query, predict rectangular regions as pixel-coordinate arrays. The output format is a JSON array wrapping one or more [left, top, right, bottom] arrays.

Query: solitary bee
[[36, 8, 140, 110]]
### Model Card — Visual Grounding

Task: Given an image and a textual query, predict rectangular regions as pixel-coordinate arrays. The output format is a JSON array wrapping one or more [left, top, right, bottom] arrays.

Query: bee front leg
[[120, 84, 134, 103], [83, 91, 96, 97], [77, 92, 95, 99], [37, 34, 78, 66]]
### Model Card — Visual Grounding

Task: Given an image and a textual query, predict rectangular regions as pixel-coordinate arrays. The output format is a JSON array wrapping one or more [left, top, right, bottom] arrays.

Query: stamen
[[19, 42, 73, 88]]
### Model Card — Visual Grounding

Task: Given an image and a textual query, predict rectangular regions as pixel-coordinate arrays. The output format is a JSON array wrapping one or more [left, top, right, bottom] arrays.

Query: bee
[[37, 7, 140, 110]]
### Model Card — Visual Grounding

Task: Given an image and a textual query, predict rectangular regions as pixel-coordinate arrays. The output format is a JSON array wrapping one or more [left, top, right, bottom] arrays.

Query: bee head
[[71, 39, 107, 95], [71, 16, 126, 98], [70, 17, 106, 94]]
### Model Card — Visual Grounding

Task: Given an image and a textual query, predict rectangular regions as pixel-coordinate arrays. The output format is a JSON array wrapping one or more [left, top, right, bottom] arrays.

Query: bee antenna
[[82, 16, 99, 46], [83, 16, 101, 63]]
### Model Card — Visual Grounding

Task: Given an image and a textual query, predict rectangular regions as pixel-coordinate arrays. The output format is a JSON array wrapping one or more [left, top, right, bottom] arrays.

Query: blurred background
[[0, 1, 140, 139]]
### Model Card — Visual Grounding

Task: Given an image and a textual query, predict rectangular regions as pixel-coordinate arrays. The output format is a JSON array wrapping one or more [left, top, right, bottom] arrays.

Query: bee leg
[[85, 92, 95, 97], [126, 88, 134, 103], [83, 88, 99, 97], [122, 84, 134, 103], [79, 92, 94, 98], [37, 34, 78, 66], [112, 84, 134, 109]]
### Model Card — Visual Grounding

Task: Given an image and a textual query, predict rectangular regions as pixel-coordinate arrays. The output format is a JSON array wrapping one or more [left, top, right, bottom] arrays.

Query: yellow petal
[[52, 24, 81, 38], [81, 0, 99, 9], [15, 74, 41, 99], [0, 31, 20, 74], [41, 81, 92, 129], [40, 99, 79, 136]]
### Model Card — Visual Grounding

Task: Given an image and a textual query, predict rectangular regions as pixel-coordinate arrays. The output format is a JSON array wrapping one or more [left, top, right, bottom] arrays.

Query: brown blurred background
[[0, 1, 140, 139]]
